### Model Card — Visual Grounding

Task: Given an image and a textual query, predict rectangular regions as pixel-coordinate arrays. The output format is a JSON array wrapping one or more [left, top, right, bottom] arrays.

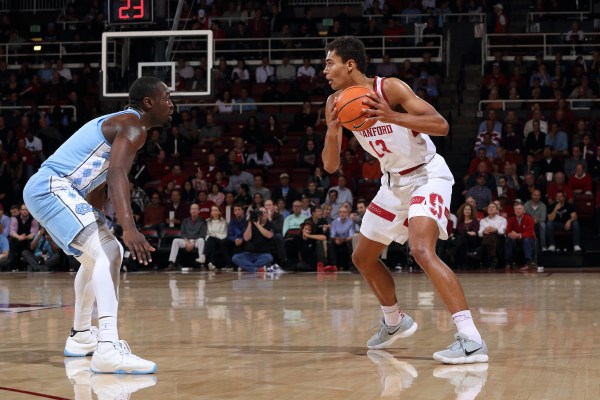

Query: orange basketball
[[336, 85, 376, 131]]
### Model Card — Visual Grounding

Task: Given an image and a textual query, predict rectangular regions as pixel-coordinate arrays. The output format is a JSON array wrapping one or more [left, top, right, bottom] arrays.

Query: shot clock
[[108, 0, 153, 24]]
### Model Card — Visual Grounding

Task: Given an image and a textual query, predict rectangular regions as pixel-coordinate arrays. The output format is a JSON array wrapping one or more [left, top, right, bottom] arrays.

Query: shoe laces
[[90, 326, 99, 341], [447, 333, 469, 351], [116, 340, 141, 360]]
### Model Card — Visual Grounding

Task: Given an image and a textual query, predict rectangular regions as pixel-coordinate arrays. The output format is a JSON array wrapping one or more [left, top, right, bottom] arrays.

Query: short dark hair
[[129, 76, 163, 108], [325, 36, 367, 73]]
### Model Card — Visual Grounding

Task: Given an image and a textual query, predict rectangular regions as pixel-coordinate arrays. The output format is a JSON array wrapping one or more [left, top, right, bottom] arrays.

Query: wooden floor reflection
[[1, 268, 599, 399]]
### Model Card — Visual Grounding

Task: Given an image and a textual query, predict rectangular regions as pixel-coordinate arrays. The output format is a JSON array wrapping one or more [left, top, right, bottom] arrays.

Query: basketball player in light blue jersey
[[24, 76, 173, 374]]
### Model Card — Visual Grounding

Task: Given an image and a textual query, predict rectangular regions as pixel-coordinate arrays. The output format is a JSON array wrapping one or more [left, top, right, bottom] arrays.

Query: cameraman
[[21, 227, 61, 272], [232, 207, 275, 272]]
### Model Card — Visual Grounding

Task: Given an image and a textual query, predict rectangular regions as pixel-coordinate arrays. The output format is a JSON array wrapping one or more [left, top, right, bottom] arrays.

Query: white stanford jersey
[[351, 76, 438, 173]]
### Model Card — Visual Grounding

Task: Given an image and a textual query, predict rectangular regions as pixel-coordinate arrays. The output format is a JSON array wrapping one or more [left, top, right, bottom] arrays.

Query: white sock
[[381, 303, 403, 327], [98, 316, 119, 343], [452, 310, 482, 344], [73, 254, 95, 331]]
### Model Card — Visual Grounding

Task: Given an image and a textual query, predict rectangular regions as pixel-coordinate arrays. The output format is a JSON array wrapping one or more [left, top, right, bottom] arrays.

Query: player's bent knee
[[409, 243, 433, 265]]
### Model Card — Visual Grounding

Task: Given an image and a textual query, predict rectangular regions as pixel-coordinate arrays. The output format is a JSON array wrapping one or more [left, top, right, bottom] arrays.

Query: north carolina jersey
[[351, 76, 437, 173], [40, 108, 141, 198]]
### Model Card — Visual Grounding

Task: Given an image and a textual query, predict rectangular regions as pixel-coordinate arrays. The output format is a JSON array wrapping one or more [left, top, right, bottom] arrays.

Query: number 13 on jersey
[[368, 139, 392, 158]]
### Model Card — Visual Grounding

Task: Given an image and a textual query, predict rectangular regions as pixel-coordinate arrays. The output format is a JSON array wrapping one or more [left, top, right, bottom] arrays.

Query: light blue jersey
[[24, 108, 141, 255], [41, 108, 141, 198]]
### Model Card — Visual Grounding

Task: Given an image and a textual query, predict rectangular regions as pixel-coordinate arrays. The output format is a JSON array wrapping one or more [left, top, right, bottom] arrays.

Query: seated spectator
[[303, 180, 324, 206], [204, 205, 228, 270], [9, 203, 39, 269], [246, 144, 273, 170], [143, 193, 166, 231], [289, 101, 318, 133], [580, 134, 594, 161], [198, 112, 222, 144], [255, 56, 275, 83], [21, 226, 61, 272], [231, 59, 250, 83], [178, 110, 198, 141], [276, 55, 296, 82], [505, 200, 536, 270], [479, 109, 502, 134], [447, 203, 480, 268], [517, 172, 542, 203], [166, 204, 207, 270], [225, 164, 254, 194], [215, 90, 236, 114], [478, 202, 507, 269], [197, 190, 216, 220], [496, 175, 516, 203], [375, 54, 399, 78], [564, 145, 587, 178], [164, 190, 188, 229], [546, 191, 582, 252], [545, 122, 569, 156], [310, 166, 330, 192], [589, 144, 600, 183], [569, 163, 593, 195], [264, 114, 285, 147], [297, 57, 316, 80], [191, 168, 208, 193], [339, 150, 362, 189], [297, 139, 319, 170], [208, 183, 225, 207], [351, 200, 367, 251], [525, 189, 547, 250], [234, 183, 253, 209], [283, 200, 305, 239], [296, 221, 328, 272], [264, 199, 286, 263], [246, 192, 265, 217], [251, 175, 271, 201], [160, 165, 187, 191], [0, 205, 10, 239], [500, 123, 523, 153], [524, 120, 546, 159], [361, 153, 382, 183], [224, 204, 246, 264], [477, 133, 498, 159], [324, 189, 344, 218], [232, 207, 275, 272], [180, 180, 197, 205], [328, 206, 354, 271], [328, 175, 353, 206], [565, 21, 584, 52], [236, 88, 257, 113], [523, 109, 548, 138], [164, 126, 190, 160], [466, 150, 493, 179], [538, 145, 563, 180], [276, 198, 291, 219], [271, 173, 301, 209], [0, 224, 9, 271], [474, 120, 501, 151], [466, 174, 494, 211], [546, 171, 573, 205]]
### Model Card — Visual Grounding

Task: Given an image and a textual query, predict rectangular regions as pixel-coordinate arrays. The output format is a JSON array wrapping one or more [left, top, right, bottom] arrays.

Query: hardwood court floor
[[1, 268, 599, 400]]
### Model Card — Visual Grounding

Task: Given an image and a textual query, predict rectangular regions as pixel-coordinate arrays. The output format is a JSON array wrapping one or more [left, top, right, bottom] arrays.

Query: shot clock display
[[108, 0, 153, 24]]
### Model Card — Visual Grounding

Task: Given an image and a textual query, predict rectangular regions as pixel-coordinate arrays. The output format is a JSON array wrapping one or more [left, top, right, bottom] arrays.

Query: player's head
[[324, 36, 367, 90], [129, 76, 173, 128]]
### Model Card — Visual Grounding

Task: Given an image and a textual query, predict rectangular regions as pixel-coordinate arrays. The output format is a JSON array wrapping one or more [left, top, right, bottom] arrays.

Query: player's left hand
[[361, 92, 396, 124]]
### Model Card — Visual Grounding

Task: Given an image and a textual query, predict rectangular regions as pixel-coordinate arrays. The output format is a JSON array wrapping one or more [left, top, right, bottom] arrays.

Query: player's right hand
[[122, 229, 155, 265], [327, 97, 342, 133]]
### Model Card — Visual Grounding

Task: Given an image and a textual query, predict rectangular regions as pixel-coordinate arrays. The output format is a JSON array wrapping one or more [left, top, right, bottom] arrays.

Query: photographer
[[297, 221, 328, 272], [232, 207, 275, 272], [21, 227, 61, 272]]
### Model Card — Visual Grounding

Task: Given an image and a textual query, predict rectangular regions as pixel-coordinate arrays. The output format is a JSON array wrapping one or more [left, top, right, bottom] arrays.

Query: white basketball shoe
[[64, 327, 99, 357], [90, 340, 157, 374], [91, 374, 157, 400]]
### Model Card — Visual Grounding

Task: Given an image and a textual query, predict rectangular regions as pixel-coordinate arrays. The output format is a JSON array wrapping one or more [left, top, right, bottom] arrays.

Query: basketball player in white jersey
[[322, 36, 488, 364], [24, 76, 173, 373]]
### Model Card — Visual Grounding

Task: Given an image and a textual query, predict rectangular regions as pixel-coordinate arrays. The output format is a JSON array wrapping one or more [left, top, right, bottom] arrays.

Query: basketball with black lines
[[336, 85, 377, 131]]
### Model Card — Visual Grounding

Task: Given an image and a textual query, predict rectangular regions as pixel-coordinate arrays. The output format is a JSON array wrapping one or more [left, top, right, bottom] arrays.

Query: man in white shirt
[[255, 56, 275, 83], [478, 202, 507, 268], [56, 59, 72, 81], [523, 109, 548, 138], [297, 57, 315, 79], [177, 59, 194, 80]]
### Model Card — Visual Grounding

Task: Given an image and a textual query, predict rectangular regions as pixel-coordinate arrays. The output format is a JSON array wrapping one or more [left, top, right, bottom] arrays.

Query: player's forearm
[[322, 132, 341, 173], [392, 112, 449, 136], [107, 169, 136, 231]]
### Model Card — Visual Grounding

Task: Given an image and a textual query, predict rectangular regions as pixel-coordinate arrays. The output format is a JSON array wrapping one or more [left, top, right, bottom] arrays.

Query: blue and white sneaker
[[90, 340, 157, 374], [433, 333, 489, 364], [367, 315, 418, 349]]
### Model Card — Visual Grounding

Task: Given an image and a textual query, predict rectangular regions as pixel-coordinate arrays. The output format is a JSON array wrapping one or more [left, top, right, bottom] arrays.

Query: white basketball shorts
[[360, 154, 454, 245]]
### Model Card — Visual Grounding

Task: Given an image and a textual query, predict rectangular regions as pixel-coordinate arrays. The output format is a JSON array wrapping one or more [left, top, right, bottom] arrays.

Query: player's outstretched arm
[[362, 78, 449, 136], [107, 117, 155, 265], [322, 93, 343, 174]]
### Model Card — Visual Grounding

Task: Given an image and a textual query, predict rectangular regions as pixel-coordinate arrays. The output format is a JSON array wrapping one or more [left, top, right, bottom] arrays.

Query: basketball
[[336, 86, 377, 131]]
